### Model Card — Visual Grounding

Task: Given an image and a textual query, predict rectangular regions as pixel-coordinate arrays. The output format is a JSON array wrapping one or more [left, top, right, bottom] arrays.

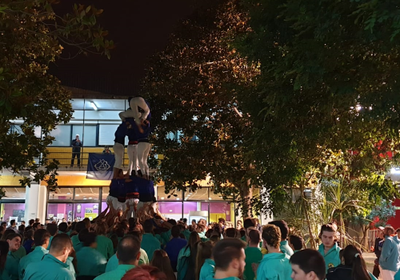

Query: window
[[49, 125, 71, 146], [72, 125, 97, 147], [99, 124, 119, 146]]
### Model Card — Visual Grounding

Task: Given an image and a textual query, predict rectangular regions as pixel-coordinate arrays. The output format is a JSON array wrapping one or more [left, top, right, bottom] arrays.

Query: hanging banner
[[86, 153, 115, 180]]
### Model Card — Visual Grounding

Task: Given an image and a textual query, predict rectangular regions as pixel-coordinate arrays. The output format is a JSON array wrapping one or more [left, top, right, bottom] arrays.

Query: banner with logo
[[86, 153, 115, 180]]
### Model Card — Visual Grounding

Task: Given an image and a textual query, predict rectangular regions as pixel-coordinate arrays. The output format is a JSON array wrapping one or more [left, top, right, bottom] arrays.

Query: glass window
[[157, 186, 182, 201], [1, 203, 25, 224], [3, 188, 25, 199], [74, 187, 100, 201], [102, 186, 110, 201], [158, 201, 182, 221], [74, 203, 100, 221], [185, 188, 209, 201], [49, 125, 71, 146], [99, 124, 119, 146], [49, 188, 74, 200], [72, 125, 97, 147], [210, 202, 231, 223], [47, 203, 73, 222]]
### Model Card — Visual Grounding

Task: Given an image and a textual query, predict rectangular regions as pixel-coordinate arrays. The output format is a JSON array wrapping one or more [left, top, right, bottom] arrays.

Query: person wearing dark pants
[[71, 134, 82, 167]]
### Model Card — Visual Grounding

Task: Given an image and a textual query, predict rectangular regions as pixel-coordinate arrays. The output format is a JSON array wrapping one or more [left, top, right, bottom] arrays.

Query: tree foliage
[[0, 0, 112, 193], [143, 0, 262, 215], [235, 0, 400, 210]]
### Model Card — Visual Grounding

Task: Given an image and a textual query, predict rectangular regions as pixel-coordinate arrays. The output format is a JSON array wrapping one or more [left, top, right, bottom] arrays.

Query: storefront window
[[49, 188, 74, 200], [47, 203, 73, 222], [73, 203, 100, 221], [210, 202, 231, 223], [157, 186, 183, 201], [0, 203, 25, 223]]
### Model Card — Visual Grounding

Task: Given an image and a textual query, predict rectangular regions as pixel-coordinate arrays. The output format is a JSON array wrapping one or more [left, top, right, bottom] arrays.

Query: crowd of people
[[0, 214, 387, 280]]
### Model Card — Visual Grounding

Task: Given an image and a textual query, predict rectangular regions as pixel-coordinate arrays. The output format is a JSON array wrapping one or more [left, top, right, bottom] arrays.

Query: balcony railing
[[46, 147, 131, 171]]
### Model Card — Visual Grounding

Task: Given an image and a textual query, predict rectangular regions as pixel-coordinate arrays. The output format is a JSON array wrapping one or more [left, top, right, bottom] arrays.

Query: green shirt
[[96, 235, 114, 260], [19, 246, 48, 279], [141, 233, 161, 261], [71, 234, 83, 252], [244, 247, 262, 280], [106, 248, 148, 272], [318, 243, 341, 272], [94, 264, 135, 280], [212, 277, 240, 280], [76, 247, 107, 276], [2, 251, 20, 280], [200, 258, 215, 280], [23, 254, 74, 280], [256, 252, 292, 280], [14, 246, 26, 260]]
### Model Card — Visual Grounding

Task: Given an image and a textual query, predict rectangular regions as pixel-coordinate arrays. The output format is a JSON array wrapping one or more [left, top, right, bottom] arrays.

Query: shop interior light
[[90, 101, 98, 111], [391, 167, 400, 174]]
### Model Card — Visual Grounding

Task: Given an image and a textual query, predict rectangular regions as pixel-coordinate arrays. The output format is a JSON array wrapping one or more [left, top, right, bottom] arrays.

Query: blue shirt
[[165, 238, 188, 271], [318, 243, 341, 272], [380, 236, 400, 272], [23, 254, 74, 280]]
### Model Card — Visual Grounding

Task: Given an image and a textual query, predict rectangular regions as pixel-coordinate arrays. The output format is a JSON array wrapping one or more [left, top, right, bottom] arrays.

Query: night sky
[[50, 0, 198, 95]]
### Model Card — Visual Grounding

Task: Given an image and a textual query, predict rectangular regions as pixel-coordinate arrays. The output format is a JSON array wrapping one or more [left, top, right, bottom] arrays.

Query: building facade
[[0, 88, 240, 225]]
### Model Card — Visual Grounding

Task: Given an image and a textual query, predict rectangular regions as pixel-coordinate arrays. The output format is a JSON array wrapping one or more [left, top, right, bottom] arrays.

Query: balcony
[[46, 147, 131, 171]]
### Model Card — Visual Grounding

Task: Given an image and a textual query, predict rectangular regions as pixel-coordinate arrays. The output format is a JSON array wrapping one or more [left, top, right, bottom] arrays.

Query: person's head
[[34, 229, 51, 247], [75, 134, 79, 139], [117, 235, 141, 265], [218, 218, 225, 225], [79, 229, 97, 248], [47, 223, 58, 236], [188, 231, 200, 248], [213, 238, 246, 278], [32, 222, 41, 231], [58, 222, 68, 233], [126, 230, 143, 243], [0, 222, 6, 231], [18, 224, 25, 233], [262, 224, 281, 250], [269, 220, 289, 241], [290, 249, 326, 280], [171, 225, 181, 238], [5, 233, 21, 252], [289, 235, 305, 251], [121, 265, 167, 280], [143, 219, 154, 234], [224, 228, 239, 239], [340, 245, 371, 279], [151, 250, 175, 279], [319, 223, 337, 248], [29, 219, 34, 226], [0, 241, 9, 271], [384, 225, 395, 237], [248, 229, 261, 245], [196, 241, 214, 280], [243, 218, 255, 229], [49, 233, 73, 263], [75, 221, 86, 234], [10, 220, 16, 226], [95, 222, 108, 236]]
